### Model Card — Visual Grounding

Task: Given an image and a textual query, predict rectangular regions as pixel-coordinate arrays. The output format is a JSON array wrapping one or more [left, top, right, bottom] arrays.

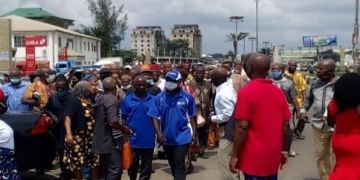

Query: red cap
[[0, 89, 4, 102], [149, 64, 161, 71], [183, 62, 191, 65]]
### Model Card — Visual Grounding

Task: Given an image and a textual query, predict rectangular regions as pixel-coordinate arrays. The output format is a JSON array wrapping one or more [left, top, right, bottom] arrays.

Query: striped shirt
[[2, 81, 30, 111]]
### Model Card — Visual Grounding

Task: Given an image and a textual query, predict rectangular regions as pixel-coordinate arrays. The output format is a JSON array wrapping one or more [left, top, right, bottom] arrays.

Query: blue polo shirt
[[121, 92, 156, 148], [147, 89, 197, 146]]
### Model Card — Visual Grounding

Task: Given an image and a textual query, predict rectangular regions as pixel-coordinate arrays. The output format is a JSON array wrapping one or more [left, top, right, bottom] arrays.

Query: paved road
[[21, 121, 321, 180]]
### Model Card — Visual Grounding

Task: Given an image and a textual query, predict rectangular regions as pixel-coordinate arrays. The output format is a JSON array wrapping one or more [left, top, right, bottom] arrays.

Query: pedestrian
[[285, 60, 308, 139], [63, 81, 100, 180], [148, 69, 197, 180], [299, 59, 337, 180], [150, 64, 165, 91], [92, 77, 132, 180], [0, 89, 22, 180], [326, 73, 360, 180], [127, 65, 162, 96], [230, 53, 291, 180], [121, 75, 156, 180], [187, 65, 212, 158], [2, 68, 30, 111], [270, 63, 299, 157]]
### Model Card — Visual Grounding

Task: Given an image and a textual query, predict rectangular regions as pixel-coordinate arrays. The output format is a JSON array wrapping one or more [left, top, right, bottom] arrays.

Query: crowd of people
[[0, 52, 360, 180]]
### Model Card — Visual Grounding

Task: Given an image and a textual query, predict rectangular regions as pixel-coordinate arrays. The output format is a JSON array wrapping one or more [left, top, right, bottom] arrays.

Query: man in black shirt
[[126, 66, 161, 96], [92, 77, 132, 180]]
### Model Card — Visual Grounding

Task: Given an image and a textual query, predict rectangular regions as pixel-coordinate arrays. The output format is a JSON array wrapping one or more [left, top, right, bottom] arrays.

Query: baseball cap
[[165, 70, 182, 81], [124, 65, 132, 70]]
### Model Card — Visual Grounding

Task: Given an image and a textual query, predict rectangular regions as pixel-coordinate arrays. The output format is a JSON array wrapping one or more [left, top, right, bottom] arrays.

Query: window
[[147, 49, 150, 51], [135, 40, 137, 43], [147, 44, 150, 47], [14, 36, 25, 47], [67, 38, 74, 49], [141, 44, 143, 47], [91, 43, 94, 51], [83, 42, 86, 51], [152, 31, 154, 34], [147, 35, 150, 38], [141, 40, 144, 42], [190, 30, 193, 33], [88, 42, 90, 51], [58, 37, 62, 47], [186, 35, 189, 37], [173, 35, 176, 38], [179, 30, 181, 33], [135, 35, 137, 38], [141, 49, 144, 52], [141, 35, 143, 38], [147, 40, 150, 42], [180, 35, 183, 37], [135, 44, 137, 47]]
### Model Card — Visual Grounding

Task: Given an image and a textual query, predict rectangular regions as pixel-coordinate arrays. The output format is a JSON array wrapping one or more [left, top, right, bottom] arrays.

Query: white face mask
[[121, 84, 131, 90], [165, 82, 178, 91], [46, 75, 55, 83]]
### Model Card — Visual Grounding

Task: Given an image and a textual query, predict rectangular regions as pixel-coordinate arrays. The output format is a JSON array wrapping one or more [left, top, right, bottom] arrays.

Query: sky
[[0, 0, 354, 54]]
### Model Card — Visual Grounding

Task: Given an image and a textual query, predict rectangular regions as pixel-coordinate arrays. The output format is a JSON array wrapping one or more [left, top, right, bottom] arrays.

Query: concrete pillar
[[272, 45, 281, 63], [47, 32, 54, 69], [339, 47, 345, 71]]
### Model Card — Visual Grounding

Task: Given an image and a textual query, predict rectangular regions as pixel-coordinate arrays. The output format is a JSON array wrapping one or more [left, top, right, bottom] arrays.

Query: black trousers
[[100, 138, 123, 180], [163, 144, 190, 180], [33, 133, 55, 170], [197, 124, 209, 148], [293, 109, 306, 134], [128, 148, 154, 180]]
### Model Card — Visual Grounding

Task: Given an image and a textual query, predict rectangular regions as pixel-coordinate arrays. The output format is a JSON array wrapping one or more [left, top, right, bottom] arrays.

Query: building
[[0, 15, 101, 71], [1, 8, 74, 28], [169, 24, 202, 58], [130, 26, 165, 57]]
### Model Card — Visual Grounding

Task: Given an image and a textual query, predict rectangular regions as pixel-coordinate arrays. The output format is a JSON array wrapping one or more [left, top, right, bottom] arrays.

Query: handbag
[[197, 112, 206, 128], [122, 139, 132, 170], [31, 111, 58, 135]]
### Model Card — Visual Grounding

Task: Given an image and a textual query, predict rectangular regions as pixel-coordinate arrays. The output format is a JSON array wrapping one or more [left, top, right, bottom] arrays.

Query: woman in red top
[[327, 73, 360, 180]]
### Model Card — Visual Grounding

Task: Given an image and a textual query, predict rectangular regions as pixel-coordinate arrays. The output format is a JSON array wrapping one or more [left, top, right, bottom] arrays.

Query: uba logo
[[25, 37, 47, 47]]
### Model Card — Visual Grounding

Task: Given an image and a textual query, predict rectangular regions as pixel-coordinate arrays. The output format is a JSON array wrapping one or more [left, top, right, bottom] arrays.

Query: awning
[[15, 60, 49, 66]]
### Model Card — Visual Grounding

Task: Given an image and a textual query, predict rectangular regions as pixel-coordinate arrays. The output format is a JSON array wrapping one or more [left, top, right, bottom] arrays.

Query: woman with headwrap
[[62, 81, 99, 180]]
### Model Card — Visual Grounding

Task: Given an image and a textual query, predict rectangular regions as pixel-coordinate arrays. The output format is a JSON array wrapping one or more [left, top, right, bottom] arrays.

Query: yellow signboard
[[0, 19, 12, 71]]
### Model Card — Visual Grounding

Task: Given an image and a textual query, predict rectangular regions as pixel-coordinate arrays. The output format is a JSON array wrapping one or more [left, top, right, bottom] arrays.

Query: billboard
[[25, 36, 47, 47], [303, 35, 337, 47], [0, 19, 12, 71]]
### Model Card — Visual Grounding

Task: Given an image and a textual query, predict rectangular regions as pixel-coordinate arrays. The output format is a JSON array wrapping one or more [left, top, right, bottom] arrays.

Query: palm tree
[[225, 32, 249, 59]]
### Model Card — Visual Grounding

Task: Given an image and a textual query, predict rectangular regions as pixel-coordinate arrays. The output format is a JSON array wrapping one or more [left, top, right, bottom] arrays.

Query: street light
[[229, 16, 244, 59], [248, 37, 256, 52], [242, 32, 250, 55], [254, 0, 260, 52]]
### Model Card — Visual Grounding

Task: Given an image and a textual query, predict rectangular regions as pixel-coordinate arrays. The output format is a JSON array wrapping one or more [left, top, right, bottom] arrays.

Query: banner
[[25, 36, 47, 47], [25, 46, 36, 72], [303, 35, 337, 47]]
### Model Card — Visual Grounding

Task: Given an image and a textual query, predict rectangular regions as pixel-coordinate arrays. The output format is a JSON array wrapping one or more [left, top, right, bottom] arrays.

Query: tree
[[43, 17, 67, 28], [162, 39, 194, 57], [258, 47, 273, 56], [76, 0, 128, 57], [211, 53, 224, 59], [111, 49, 137, 64], [225, 32, 248, 58]]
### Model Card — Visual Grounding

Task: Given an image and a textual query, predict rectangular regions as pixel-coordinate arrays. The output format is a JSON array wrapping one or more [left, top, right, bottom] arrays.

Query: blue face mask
[[57, 90, 67, 97], [270, 71, 282, 79], [146, 79, 154, 85]]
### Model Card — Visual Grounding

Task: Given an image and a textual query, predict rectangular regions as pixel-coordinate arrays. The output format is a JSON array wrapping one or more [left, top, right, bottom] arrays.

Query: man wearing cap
[[126, 65, 161, 96], [124, 65, 132, 75], [150, 64, 166, 91], [148, 69, 197, 180]]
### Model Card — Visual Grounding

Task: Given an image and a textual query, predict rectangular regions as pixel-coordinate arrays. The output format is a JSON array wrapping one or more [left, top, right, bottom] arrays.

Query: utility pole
[[242, 32, 250, 55], [254, 0, 260, 52], [248, 37, 256, 52], [230, 16, 244, 60], [354, 0, 359, 73]]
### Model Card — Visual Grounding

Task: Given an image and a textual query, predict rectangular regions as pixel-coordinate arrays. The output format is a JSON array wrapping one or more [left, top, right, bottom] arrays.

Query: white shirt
[[157, 78, 166, 91], [211, 81, 237, 123], [0, 120, 14, 149]]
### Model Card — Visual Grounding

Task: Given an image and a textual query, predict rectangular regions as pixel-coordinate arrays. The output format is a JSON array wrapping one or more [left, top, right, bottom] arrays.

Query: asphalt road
[[21, 119, 320, 180]]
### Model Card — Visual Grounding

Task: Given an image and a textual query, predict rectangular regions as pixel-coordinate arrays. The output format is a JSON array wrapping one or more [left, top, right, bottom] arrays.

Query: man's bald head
[[211, 67, 228, 78], [243, 53, 256, 64], [103, 77, 117, 91], [247, 53, 271, 79], [319, 59, 336, 71], [9, 68, 20, 76]]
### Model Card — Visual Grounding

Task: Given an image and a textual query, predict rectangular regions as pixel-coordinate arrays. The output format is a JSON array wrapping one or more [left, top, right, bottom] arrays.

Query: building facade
[[0, 15, 101, 71], [169, 24, 202, 58], [130, 26, 165, 57]]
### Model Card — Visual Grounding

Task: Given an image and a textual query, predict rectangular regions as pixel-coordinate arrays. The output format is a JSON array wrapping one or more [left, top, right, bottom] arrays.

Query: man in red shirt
[[230, 53, 292, 180]]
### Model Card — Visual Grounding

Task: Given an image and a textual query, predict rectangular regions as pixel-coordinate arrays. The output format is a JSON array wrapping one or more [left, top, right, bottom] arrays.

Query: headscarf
[[72, 81, 91, 98]]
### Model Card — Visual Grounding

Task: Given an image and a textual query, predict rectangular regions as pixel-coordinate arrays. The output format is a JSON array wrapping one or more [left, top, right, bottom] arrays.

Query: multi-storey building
[[169, 24, 202, 58], [130, 26, 165, 57]]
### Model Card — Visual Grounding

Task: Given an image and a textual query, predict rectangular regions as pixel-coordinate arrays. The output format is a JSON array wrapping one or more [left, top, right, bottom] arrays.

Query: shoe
[[288, 150, 296, 157], [294, 130, 305, 140]]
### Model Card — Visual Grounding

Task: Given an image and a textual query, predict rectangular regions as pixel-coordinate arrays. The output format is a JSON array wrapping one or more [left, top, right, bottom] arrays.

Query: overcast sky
[[0, 0, 354, 54]]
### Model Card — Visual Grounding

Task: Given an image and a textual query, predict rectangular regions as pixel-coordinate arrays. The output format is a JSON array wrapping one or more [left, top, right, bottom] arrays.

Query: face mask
[[146, 79, 154, 85], [57, 90, 67, 97], [10, 78, 21, 84], [165, 82, 178, 91], [270, 71, 282, 79], [46, 75, 55, 83], [121, 84, 131, 90]]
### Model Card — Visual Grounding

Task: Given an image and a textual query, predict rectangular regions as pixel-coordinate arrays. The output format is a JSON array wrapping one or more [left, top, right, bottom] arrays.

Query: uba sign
[[25, 36, 47, 47]]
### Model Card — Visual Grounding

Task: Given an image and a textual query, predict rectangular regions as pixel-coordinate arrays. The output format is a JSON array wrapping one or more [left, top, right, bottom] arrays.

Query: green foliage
[[43, 16, 67, 28], [225, 32, 249, 58], [76, 0, 128, 57], [111, 50, 137, 64], [159, 39, 195, 57], [313, 49, 340, 62], [211, 53, 224, 59], [258, 47, 273, 56]]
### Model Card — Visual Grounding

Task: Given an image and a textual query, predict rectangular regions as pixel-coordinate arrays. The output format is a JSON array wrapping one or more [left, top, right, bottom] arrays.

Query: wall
[[12, 31, 101, 68], [0, 19, 12, 72]]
